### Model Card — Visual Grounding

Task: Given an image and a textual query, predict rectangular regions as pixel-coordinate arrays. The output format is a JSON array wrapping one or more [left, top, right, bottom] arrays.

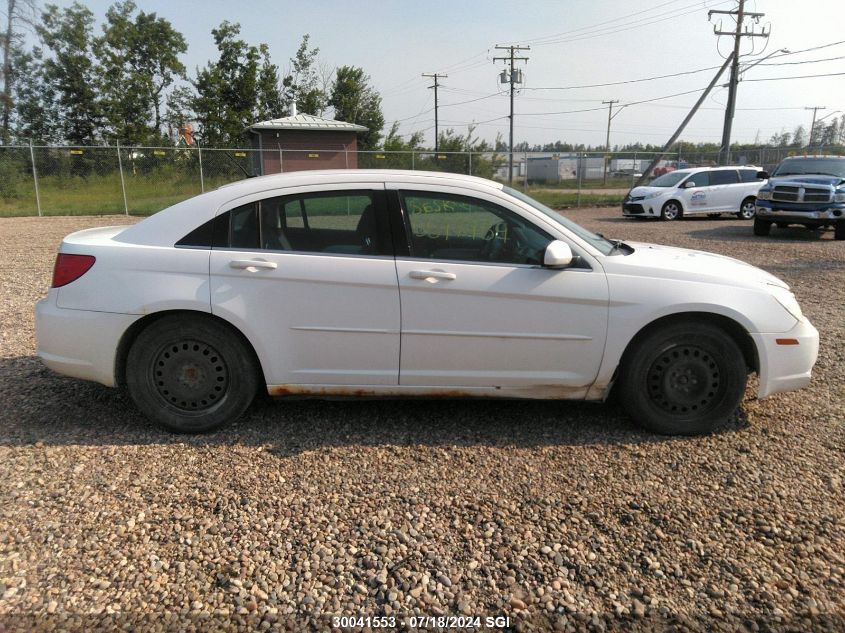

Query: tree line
[[1, 0, 391, 149]]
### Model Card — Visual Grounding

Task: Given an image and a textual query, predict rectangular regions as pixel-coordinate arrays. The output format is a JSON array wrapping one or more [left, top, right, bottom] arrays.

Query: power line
[[742, 71, 845, 82], [527, 0, 732, 46], [523, 64, 722, 91]]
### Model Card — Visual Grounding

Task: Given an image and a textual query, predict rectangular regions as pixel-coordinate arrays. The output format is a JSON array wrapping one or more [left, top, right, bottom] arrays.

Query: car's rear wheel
[[835, 221, 845, 241], [737, 197, 756, 220], [661, 200, 682, 221], [753, 217, 772, 236], [618, 321, 747, 435], [127, 315, 258, 433]]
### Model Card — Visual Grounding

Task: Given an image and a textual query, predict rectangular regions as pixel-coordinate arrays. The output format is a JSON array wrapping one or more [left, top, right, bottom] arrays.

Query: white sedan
[[36, 170, 819, 435]]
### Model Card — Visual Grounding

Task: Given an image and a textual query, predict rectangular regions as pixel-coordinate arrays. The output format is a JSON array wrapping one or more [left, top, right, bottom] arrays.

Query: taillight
[[51, 254, 96, 288]]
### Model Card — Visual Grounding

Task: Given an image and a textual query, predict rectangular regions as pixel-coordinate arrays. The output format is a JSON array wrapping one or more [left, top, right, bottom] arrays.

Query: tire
[[126, 315, 259, 433], [753, 217, 772, 236], [617, 321, 747, 436], [836, 221, 845, 241], [736, 197, 756, 220], [660, 200, 682, 221]]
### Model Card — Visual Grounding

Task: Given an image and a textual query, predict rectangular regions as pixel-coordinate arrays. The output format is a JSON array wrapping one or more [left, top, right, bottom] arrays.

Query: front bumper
[[622, 201, 658, 216], [752, 316, 819, 399], [35, 292, 140, 387], [756, 201, 845, 223]]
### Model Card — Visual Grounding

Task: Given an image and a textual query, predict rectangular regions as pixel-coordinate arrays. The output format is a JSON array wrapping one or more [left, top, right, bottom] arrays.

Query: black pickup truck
[[754, 155, 845, 240]]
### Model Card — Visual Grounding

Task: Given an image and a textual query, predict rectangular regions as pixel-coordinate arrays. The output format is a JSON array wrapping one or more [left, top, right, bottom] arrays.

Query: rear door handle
[[409, 269, 456, 281], [229, 259, 277, 270]]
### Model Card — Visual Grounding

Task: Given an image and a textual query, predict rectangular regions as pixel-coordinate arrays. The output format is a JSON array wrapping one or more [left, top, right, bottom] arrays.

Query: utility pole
[[422, 73, 447, 152], [494, 44, 529, 186], [710, 0, 767, 165], [805, 106, 826, 148], [635, 53, 735, 187], [602, 99, 620, 184]]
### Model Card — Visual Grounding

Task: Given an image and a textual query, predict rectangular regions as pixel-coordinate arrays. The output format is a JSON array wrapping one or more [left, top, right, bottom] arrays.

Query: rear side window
[[202, 190, 390, 256], [710, 170, 739, 185], [740, 169, 762, 182]]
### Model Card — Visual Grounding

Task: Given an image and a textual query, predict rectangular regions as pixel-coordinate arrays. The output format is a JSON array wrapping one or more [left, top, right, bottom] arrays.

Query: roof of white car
[[115, 170, 506, 247], [672, 165, 761, 175]]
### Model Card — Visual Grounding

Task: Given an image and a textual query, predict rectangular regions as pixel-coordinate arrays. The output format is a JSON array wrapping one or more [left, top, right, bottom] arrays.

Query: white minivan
[[623, 166, 767, 220]]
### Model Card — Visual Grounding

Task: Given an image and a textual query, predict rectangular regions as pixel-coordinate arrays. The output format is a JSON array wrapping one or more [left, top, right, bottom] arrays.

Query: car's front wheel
[[660, 200, 682, 221], [617, 321, 747, 435], [127, 315, 259, 433], [753, 217, 772, 236], [737, 197, 756, 220]]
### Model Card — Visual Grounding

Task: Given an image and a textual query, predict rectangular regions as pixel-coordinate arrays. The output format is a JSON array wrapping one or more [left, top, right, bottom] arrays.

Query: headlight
[[834, 190, 845, 203], [642, 191, 663, 200], [768, 284, 803, 320], [757, 189, 772, 200]]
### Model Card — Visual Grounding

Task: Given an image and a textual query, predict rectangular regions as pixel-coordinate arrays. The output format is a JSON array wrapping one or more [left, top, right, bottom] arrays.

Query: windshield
[[772, 158, 845, 178], [648, 171, 688, 187], [503, 186, 616, 255]]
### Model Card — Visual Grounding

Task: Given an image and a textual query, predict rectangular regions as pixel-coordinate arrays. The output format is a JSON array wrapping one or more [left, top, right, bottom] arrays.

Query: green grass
[[0, 172, 238, 217], [0, 170, 625, 217], [523, 190, 624, 208]]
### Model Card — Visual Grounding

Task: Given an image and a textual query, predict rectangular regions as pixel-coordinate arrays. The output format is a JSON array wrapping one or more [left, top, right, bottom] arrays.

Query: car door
[[680, 171, 711, 214], [209, 184, 401, 386], [708, 169, 741, 210], [389, 185, 609, 390]]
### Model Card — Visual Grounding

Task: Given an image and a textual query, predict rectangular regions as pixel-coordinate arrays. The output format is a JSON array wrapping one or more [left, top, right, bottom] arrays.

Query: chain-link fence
[[0, 144, 841, 217]]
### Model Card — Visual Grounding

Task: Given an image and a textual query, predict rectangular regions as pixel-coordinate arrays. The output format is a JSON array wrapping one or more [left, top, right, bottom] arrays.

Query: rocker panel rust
[[266, 383, 601, 400]]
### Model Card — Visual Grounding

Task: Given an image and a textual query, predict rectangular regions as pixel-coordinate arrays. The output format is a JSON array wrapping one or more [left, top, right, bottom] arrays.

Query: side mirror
[[544, 240, 574, 268], [684, 180, 696, 188], [756, 171, 769, 180]]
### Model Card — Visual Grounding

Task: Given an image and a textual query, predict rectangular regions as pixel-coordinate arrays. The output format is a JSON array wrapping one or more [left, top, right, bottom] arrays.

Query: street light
[[739, 48, 789, 79]]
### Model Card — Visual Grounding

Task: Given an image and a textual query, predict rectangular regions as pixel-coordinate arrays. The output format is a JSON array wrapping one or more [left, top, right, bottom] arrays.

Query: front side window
[[709, 170, 739, 185], [648, 172, 687, 187], [400, 191, 552, 265], [222, 190, 386, 255], [684, 172, 710, 187]]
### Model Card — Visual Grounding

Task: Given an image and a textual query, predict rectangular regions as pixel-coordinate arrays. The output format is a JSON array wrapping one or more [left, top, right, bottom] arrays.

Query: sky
[[29, 0, 845, 148]]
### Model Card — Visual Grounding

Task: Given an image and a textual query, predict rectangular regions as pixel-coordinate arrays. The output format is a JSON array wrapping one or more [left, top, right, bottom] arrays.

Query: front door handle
[[409, 269, 457, 281], [229, 259, 277, 270]]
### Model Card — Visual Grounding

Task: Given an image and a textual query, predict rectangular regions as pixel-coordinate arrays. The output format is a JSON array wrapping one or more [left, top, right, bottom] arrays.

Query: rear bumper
[[35, 292, 139, 387], [752, 317, 820, 399]]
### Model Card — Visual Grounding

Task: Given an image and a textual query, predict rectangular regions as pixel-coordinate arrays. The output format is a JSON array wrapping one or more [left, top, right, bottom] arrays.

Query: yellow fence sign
[[153, 150, 166, 156], [234, 152, 247, 157], [307, 153, 320, 158], [69, 150, 83, 155]]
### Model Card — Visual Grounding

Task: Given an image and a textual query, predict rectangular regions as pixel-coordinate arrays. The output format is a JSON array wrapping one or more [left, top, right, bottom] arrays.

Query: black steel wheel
[[127, 315, 258, 433], [152, 339, 230, 412], [618, 321, 747, 435], [646, 344, 722, 417]]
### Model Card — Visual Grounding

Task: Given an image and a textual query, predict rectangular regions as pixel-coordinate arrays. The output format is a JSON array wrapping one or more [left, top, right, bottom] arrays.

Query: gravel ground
[[0, 210, 843, 632]]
